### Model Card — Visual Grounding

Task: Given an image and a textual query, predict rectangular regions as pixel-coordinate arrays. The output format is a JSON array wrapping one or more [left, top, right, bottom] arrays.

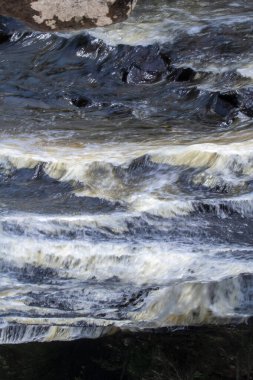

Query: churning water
[[1, 0, 253, 344]]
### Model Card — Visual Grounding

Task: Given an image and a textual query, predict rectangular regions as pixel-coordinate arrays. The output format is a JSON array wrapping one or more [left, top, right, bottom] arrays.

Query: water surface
[[0, 0, 253, 343]]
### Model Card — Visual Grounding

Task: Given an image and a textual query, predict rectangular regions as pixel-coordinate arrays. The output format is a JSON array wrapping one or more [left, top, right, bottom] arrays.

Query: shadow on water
[[1, 326, 253, 380]]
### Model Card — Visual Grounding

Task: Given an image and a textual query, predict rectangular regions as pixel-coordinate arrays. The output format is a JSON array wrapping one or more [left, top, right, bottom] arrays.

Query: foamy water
[[0, 0, 253, 343]]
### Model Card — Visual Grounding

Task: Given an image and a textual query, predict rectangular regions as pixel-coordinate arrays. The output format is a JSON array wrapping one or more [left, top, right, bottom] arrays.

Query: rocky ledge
[[0, 0, 137, 31]]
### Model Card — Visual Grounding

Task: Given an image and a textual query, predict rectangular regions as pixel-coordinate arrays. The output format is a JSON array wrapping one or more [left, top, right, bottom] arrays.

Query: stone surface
[[0, 0, 137, 31]]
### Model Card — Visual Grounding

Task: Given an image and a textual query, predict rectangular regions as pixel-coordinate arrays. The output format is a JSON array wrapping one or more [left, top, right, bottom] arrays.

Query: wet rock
[[187, 90, 241, 123], [32, 163, 45, 180], [119, 287, 158, 308], [0, 30, 9, 43], [218, 92, 240, 108], [123, 64, 161, 84], [207, 88, 253, 122], [43, 34, 169, 86], [0, 0, 137, 31], [0, 260, 58, 284], [210, 91, 239, 118], [238, 87, 253, 117], [0, 166, 123, 214], [0, 17, 12, 42], [194, 202, 237, 216], [119, 45, 168, 84], [168, 67, 196, 82], [127, 155, 152, 172], [71, 95, 91, 108]]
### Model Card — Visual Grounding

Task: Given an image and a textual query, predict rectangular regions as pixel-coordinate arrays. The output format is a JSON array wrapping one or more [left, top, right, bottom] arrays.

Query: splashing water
[[0, 0, 253, 343]]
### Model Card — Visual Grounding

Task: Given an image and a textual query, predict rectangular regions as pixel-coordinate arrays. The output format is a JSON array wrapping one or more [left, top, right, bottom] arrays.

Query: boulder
[[0, 0, 137, 31]]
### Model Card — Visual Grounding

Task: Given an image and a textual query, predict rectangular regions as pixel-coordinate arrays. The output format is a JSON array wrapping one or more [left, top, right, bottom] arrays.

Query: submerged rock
[[0, 0, 137, 31], [0, 30, 9, 43]]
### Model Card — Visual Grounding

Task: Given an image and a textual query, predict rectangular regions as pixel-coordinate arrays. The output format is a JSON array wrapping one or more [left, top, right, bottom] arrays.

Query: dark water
[[1, 326, 253, 380], [1, 0, 253, 376]]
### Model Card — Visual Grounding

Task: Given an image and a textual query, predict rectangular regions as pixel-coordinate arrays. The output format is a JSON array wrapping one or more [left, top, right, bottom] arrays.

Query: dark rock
[[127, 155, 152, 172], [32, 163, 45, 180], [0, 29, 9, 43], [194, 202, 237, 216], [169, 67, 196, 82], [210, 91, 239, 118], [207, 91, 240, 120], [123, 64, 163, 84], [238, 87, 253, 117], [0, 166, 123, 214], [0, 260, 58, 284], [218, 92, 240, 108], [118, 45, 168, 84], [71, 96, 91, 108]]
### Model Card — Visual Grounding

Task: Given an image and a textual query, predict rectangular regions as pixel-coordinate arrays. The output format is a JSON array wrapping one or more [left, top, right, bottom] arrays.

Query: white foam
[[87, 1, 253, 47], [1, 223, 253, 285], [1, 133, 253, 341], [237, 64, 253, 79], [132, 276, 251, 326], [1, 136, 253, 213]]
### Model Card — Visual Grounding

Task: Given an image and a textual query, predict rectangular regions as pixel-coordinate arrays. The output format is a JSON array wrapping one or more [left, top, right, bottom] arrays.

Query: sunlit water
[[0, 0, 253, 343]]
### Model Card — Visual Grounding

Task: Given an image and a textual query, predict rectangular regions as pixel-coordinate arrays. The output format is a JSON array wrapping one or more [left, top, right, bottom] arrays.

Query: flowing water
[[1, 0, 253, 344]]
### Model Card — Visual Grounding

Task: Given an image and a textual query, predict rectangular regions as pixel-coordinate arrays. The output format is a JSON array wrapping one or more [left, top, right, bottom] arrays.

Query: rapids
[[0, 0, 253, 344]]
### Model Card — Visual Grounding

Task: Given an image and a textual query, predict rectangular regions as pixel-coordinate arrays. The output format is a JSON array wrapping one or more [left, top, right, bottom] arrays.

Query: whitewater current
[[1, 0, 253, 343]]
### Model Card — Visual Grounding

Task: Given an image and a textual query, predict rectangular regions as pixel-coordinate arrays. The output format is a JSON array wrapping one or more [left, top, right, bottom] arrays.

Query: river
[[0, 0, 253, 376]]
